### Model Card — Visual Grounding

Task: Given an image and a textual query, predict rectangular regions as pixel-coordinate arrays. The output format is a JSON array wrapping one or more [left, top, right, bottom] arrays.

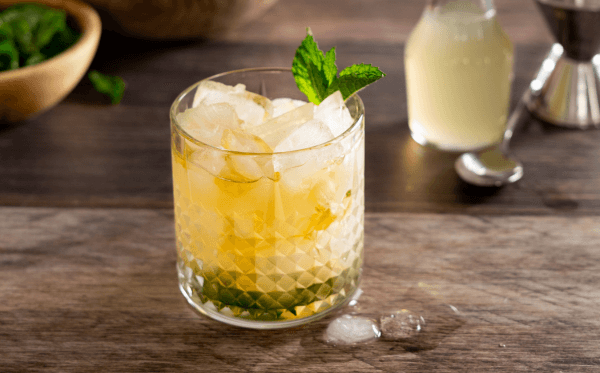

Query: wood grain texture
[[86, 0, 278, 39], [222, 0, 553, 45], [1, 2, 597, 371], [2, 208, 600, 372], [2, 39, 599, 214]]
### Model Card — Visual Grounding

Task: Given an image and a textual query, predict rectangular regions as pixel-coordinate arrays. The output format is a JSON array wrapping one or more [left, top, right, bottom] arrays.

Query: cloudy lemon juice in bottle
[[405, 0, 514, 151]]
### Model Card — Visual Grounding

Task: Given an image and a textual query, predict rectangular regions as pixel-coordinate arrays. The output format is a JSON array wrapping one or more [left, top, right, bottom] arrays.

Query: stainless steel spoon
[[454, 92, 530, 187]]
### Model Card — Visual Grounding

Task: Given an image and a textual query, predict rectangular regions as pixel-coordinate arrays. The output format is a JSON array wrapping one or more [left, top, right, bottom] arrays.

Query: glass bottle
[[405, 0, 514, 151]]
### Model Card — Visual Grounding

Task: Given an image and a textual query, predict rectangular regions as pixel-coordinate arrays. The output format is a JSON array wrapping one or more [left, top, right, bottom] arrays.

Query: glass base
[[177, 265, 360, 330], [410, 129, 497, 153]]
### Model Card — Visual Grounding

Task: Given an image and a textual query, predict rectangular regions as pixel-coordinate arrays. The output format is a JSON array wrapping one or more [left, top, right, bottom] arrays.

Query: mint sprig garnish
[[325, 63, 386, 99], [292, 28, 385, 104]]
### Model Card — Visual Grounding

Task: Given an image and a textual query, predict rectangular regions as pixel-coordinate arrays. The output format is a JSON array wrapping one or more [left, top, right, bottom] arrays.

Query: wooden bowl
[[85, 0, 277, 40], [0, 0, 102, 123]]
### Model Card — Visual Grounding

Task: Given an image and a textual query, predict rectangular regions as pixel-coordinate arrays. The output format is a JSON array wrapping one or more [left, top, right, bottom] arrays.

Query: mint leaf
[[291, 30, 328, 104], [88, 70, 126, 105], [323, 47, 337, 86], [12, 18, 35, 54], [292, 29, 385, 104], [0, 39, 19, 70], [24, 51, 44, 66], [326, 64, 385, 100], [34, 10, 67, 50]]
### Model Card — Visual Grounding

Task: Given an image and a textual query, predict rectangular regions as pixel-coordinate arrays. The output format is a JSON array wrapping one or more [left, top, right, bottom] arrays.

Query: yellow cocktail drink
[[170, 69, 365, 328]]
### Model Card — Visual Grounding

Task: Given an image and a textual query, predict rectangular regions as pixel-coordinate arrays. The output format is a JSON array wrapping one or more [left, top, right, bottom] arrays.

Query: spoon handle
[[500, 44, 564, 154], [500, 90, 531, 154]]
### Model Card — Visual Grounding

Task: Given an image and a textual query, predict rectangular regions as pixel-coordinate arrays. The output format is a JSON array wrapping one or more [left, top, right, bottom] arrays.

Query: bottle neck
[[427, 0, 496, 13], [426, 0, 497, 20]]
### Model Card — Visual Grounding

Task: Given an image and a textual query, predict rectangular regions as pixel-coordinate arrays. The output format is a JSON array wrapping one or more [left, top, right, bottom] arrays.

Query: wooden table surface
[[2, 0, 600, 371]]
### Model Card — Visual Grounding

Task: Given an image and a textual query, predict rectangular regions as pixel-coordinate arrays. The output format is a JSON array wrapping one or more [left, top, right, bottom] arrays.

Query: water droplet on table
[[380, 309, 425, 340]]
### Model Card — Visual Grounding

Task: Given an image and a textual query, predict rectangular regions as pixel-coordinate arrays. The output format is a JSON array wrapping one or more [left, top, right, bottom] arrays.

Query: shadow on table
[[366, 123, 505, 211], [184, 285, 465, 371]]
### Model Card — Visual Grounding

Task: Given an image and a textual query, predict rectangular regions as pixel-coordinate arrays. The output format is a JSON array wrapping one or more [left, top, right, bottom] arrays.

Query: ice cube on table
[[325, 314, 381, 345], [271, 98, 307, 118], [176, 103, 242, 148], [248, 102, 315, 148], [314, 90, 354, 138], [274, 118, 334, 153], [193, 80, 274, 127]]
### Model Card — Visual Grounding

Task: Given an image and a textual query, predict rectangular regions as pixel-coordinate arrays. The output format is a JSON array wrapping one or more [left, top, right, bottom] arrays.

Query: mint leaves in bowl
[[0, 0, 101, 123], [0, 3, 80, 71]]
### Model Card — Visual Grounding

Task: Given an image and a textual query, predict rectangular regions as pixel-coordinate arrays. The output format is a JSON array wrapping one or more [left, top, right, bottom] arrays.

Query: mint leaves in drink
[[292, 28, 385, 104]]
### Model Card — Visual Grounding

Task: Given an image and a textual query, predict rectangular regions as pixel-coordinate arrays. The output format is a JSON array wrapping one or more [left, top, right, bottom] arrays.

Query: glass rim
[[170, 67, 365, 156]]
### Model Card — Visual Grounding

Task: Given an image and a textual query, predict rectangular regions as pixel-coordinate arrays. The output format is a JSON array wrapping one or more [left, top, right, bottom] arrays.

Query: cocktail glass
[[170, 68, 365, 329]]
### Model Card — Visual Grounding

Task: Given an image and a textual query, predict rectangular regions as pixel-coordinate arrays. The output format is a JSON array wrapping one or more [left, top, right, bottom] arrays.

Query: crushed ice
[[180, 81, 355, 153], [178, 81, 357, 181]]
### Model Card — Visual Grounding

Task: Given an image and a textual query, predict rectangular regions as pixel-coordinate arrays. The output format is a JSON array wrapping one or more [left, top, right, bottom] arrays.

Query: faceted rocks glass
[[170, 68, 365, 329]]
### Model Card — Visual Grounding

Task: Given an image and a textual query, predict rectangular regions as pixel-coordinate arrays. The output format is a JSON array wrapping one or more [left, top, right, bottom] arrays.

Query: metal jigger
[[527, 0, 600, 129]]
